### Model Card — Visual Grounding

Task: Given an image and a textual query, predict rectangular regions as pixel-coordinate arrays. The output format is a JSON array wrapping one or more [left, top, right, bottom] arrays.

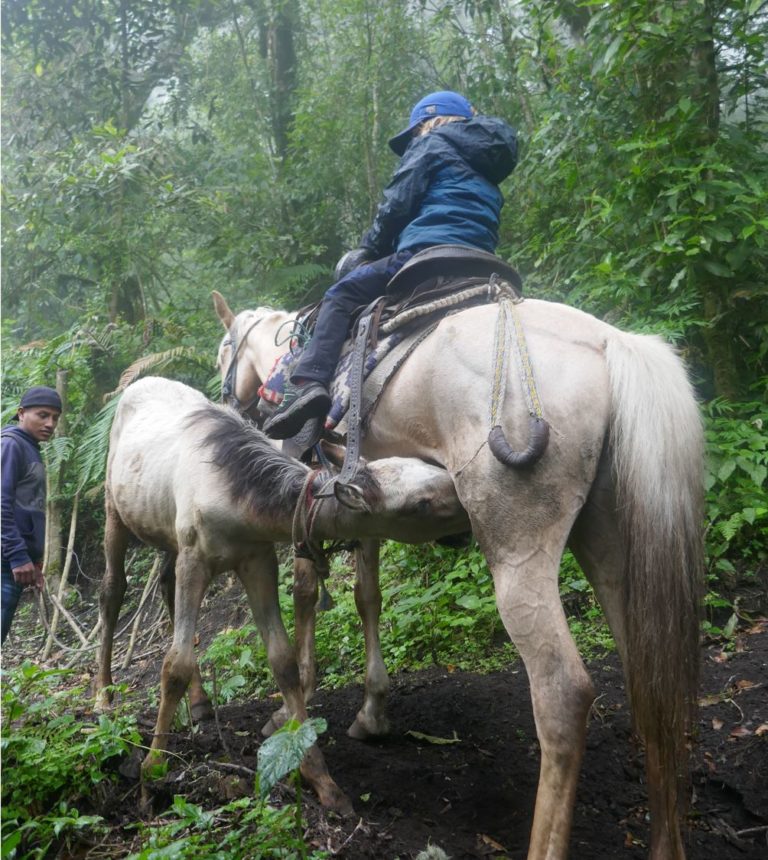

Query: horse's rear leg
[[237, 545, 352, 816], [480, 530, 594, 860], [95, 498, 130, 711], [348, 538, 390, 739], [158, 552, 213, 722], [570, 467, 685, 860], [142, 548, 211, 779]]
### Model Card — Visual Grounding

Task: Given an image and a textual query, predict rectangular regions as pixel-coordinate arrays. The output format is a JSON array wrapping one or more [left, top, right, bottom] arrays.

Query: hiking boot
[[263, 381, 331, 440]]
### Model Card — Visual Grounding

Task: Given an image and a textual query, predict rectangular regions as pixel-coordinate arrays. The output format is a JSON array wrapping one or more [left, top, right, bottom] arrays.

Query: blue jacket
[[1, 426, 47, 570], [361, 115, 518, 257]]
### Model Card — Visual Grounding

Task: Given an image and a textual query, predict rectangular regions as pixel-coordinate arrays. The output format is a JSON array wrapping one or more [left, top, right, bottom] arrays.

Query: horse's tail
[[605, 330, 703, 828]]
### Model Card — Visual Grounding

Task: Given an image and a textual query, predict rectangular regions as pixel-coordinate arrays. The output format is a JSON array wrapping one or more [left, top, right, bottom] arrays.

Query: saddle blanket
[[258, 327, 409, 430]]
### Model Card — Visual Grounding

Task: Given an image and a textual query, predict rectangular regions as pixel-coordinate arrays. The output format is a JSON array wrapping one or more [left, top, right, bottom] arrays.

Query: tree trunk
[[44, 369, 68, 590]]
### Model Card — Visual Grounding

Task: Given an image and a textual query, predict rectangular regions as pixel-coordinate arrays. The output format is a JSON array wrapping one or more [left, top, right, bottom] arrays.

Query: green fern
[[73, 396, 122, 491], [114, 347, 211, 393]]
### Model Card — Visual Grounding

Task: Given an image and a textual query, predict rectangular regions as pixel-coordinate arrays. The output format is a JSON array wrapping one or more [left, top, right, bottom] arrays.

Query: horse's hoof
[[347, 715, 390, 741], [190, 699, 214, 722]]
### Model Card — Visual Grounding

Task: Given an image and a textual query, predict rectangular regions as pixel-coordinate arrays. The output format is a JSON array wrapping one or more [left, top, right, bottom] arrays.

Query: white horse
[[213, 291, 704, 860], [95, 376, 468, 813]]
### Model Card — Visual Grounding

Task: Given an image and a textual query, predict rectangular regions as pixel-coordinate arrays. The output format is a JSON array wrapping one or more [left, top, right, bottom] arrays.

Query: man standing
[[1, 386, 62, 644]]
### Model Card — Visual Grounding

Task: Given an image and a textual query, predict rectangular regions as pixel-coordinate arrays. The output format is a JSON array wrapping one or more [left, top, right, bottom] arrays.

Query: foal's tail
[[605, 331, 703, 829]]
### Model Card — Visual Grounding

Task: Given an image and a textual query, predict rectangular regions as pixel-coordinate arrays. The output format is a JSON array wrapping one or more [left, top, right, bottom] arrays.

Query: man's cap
[[388, 91, 474, 156], [17, 386, 63, 413]]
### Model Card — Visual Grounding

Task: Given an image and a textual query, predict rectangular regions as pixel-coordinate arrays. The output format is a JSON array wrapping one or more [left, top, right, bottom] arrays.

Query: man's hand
[[12, 561, 45, 590]]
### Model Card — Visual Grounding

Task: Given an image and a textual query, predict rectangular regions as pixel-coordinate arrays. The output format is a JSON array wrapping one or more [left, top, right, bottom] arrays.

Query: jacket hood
[[428, 116, 518, 185], [1, 425, 40, 448]]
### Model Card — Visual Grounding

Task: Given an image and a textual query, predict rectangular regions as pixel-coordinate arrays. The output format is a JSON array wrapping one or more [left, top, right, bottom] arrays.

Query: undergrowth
[[0, 663, 140, 859]]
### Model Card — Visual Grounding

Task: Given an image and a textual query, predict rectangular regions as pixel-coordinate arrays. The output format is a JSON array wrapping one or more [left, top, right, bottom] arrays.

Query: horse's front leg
[[348, 538, 390, 739], [292, 554, 319, 703], [473, 512, 593, 860], [142, 548, 211, 782], [237, 545, 352, 816]]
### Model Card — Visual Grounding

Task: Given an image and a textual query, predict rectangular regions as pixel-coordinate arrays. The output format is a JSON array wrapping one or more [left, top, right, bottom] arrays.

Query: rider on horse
[[263, 91, 518, 442]]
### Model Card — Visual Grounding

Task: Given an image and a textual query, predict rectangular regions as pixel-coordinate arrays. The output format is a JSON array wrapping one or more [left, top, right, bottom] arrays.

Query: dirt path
[[124, 622, 767, 858], [4, 585, 766, 858]]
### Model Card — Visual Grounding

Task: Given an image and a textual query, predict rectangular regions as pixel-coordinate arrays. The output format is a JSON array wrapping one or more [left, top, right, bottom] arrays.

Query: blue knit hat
[[18, 386, 62, 412], [388, 91, 474, 156]]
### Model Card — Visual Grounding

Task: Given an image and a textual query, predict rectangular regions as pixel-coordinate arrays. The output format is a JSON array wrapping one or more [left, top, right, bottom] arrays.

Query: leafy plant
[[201, 624, 276, 704], [124, 719, 330, 860], [704, 396, 768, 569], [1, 662, 141, 859]]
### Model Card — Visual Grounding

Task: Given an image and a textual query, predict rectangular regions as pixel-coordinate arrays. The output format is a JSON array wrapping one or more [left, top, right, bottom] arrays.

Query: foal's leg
[[236, 544, 353, 816], [292, 554, 319, 702], [348, 538, 390, 739], [158, 552, 213, 722], [468, 488, 593, 860], [142, 547, 211, 778], [95, 499, 131, 711]]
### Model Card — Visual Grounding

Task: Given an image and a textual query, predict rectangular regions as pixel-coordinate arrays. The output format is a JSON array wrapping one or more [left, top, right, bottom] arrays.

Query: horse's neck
[[249, 311, 297, 383]]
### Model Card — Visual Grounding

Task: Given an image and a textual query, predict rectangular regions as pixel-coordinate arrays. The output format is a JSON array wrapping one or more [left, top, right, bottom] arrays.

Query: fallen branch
[[122, 554, 162, 669], [42, 492, 80, 659]]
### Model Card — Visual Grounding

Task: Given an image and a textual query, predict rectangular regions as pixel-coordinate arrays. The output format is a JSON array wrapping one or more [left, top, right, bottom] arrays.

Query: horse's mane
[[188, 404, 310, 516]]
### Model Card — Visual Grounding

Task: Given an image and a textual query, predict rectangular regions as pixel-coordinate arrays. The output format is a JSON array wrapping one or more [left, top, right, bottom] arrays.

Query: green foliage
[[1, 662, 141, 859], [125, 795, 328, 860], [123, 720, 329, 859], [201, 624, 276, 704], [704, 396, 768, 570]]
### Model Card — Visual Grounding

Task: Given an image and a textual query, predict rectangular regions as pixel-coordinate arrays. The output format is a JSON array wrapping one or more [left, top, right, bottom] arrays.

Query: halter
[[221, 316, 265, 417]]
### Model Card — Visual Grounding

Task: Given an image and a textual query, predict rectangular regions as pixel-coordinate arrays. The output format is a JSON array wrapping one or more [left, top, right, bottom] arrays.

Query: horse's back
[[368, 299, 613, 471], [107, 378, 210, 546]]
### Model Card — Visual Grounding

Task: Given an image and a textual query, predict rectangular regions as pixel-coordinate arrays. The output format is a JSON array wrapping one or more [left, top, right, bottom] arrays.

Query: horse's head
[[212, 291, 294, 423], [330, 457, 469, 543]]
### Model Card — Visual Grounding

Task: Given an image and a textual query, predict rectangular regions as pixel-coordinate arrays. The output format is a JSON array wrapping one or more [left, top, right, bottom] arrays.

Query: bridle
[[220, 315, 265, 418]]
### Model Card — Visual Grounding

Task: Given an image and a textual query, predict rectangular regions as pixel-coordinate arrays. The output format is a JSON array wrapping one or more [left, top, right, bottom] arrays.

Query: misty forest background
[[1, 0, 766, 630]]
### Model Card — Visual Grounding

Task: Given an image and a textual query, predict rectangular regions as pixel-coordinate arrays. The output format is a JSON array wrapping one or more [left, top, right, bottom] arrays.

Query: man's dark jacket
[[361, 115, 518, 258], [1, 426, 46, 570]]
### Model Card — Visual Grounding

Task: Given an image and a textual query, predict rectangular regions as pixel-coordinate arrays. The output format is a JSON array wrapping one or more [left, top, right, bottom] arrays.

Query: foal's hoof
[[262, 705, 289, 737], [319, 785, 355, 818]]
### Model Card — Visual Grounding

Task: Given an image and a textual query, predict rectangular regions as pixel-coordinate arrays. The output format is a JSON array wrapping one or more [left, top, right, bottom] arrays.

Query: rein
[[221, 316, 265, 416]]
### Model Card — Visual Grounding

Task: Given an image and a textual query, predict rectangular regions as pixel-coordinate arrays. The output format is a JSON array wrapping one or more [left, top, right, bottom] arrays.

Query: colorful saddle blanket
[[258, 326, 410, 430]]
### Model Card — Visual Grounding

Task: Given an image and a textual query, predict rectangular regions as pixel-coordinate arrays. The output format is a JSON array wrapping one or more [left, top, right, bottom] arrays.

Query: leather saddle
[[386, 244, 522, 298]]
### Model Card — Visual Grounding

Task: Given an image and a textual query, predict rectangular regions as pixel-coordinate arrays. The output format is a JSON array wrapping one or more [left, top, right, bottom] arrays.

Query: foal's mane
[[189, 404, 311, 516]]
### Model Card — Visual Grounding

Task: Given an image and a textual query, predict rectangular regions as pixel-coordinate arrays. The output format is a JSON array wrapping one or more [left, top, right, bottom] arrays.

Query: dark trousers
[[293, 250, 415, 387], [1, 564, 24, 644]]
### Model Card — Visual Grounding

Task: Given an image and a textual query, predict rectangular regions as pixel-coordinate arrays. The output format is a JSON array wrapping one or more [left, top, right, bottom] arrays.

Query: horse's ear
[[334, 480, 371, 513], [212, 291, 235, 329]]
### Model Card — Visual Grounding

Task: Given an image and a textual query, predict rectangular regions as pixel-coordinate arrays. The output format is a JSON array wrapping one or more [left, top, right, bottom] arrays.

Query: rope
[[489, 287, 545, 428], [275, 317, 313, 352]]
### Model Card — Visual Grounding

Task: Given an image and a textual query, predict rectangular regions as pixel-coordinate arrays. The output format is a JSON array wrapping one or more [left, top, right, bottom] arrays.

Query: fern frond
[[112, 347, 210, 395], [74, 395, 122, 491]]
